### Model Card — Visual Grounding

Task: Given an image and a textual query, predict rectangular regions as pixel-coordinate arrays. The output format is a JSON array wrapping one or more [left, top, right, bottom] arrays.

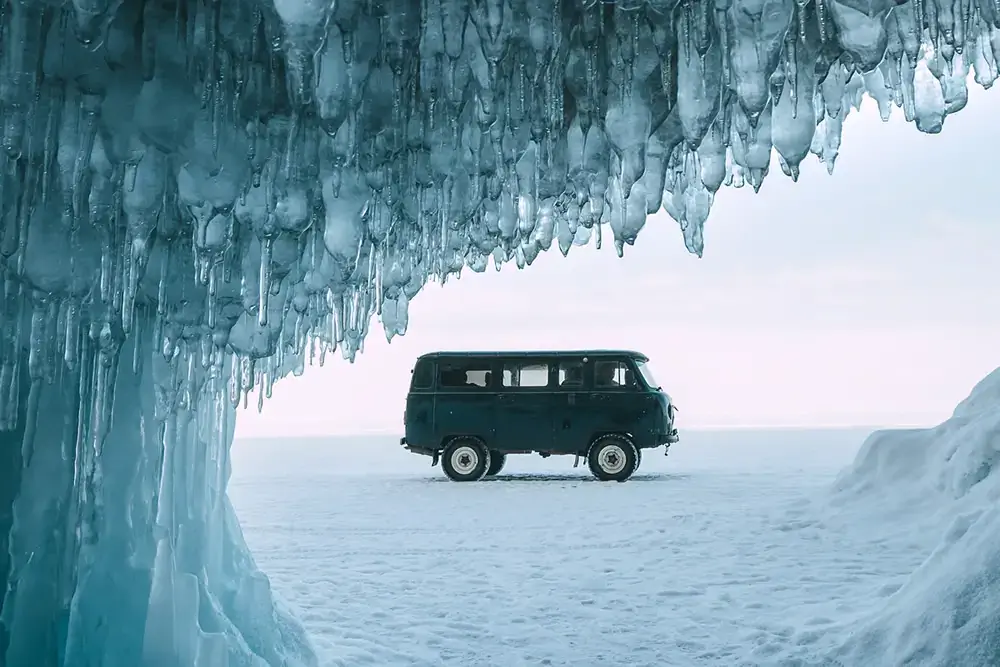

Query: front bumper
[[655, 429, 679, 456], [654, 428, 679, 446], [663, 403, 679, 444]]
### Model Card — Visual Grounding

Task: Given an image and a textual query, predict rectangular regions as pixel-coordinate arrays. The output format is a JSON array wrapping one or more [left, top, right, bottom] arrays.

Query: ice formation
[[0, 0, 997, 664], [829, 368, 1000, 666]]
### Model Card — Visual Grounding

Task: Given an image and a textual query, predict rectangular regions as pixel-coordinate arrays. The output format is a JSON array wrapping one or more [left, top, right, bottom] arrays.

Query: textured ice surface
[[1, 0, 998, 664], [228, 423, 996, 665], [227, 394, 1000, 666], [231, 430, 899, 665]]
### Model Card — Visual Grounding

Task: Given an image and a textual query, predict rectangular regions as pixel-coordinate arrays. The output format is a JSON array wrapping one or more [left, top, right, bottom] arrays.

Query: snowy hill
[[830, 367, 1000, 666]]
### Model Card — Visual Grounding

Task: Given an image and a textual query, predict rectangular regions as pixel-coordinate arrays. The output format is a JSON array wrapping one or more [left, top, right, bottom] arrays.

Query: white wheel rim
[[598, 444, 628, 474], [450, 445, 480, 475]]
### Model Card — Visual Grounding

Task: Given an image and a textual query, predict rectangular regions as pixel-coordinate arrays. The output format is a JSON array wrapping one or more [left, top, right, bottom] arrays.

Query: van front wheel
[[442, 438, 491, 482], [588, 435, 638, 482]]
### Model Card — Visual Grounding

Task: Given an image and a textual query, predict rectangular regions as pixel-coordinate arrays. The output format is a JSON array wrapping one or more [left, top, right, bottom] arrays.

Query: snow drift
[[829, 367, 1000, 667]]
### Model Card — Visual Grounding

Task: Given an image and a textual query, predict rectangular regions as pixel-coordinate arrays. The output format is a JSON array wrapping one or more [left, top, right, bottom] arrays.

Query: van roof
[[417, 350, 649, 362]]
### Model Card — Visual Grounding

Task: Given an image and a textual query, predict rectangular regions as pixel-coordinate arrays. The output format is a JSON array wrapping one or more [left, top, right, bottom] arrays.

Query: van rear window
[[411, 359, 433, 389], [438, 362, 493, 389]]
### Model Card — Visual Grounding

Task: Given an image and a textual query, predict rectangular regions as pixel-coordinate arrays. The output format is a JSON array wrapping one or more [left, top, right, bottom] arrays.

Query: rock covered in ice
[[829, 368, 1000, 666]]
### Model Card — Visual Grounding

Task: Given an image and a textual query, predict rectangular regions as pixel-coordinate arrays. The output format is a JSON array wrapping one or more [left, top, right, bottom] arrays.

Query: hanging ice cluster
[[3, 0, 999, 369], [0, 0, 996, 664]]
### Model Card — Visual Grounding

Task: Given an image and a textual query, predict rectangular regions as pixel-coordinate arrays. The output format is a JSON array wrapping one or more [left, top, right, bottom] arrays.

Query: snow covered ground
[[229, 422, 978, 667]]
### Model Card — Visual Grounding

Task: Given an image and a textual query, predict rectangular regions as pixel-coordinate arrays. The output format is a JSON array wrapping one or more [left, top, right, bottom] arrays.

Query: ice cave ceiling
[[0, 0, 997, 394]]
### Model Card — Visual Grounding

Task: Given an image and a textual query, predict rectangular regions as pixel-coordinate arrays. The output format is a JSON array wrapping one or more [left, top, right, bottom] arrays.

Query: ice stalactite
[[0, 0, 997, 664]]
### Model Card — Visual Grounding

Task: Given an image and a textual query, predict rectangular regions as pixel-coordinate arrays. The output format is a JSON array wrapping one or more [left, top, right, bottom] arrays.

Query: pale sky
[[235, 86, 1000, 437]]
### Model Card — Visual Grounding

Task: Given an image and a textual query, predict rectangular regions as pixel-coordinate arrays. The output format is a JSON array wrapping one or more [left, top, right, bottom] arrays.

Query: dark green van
[[400, 350, 679, 482]]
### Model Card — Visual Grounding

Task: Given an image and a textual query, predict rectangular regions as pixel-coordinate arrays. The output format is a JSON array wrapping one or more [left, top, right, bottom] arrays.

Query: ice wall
[[0, 320, 317, 666], [828, 368, 1000, 666], [0, 0, 997, 664]]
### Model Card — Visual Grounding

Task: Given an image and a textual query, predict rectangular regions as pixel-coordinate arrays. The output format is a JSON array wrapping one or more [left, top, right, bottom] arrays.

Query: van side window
[[439, 362, 493, 389], [502, 362, 550, 388], [594, 360, 635, 388], [411, 359, 433, 389], [558, 361, 584, 387]]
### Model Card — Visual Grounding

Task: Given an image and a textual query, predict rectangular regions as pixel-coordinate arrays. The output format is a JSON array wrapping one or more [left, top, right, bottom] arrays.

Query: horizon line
[[233, 421, 936, 440]]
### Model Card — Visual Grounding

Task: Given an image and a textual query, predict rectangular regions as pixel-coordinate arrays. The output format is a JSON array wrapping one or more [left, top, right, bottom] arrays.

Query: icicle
[[207, 264, 218, 330], [817, 0, 829, 42], [133, 310, 144, 377], [27, 295, 46, 382], [229, 353, 242, 409], [258, 235, 273, 326], [71, 94, 101, 228]]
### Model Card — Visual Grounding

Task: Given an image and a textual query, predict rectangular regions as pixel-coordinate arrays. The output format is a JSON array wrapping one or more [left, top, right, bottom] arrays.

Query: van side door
[[434, 357, 497, 447], [493, 358, 555, 453], [550, 356, 592, 454]]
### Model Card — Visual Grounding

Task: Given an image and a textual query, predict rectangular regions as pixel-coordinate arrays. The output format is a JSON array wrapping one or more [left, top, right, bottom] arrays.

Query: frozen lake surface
[[229, 429, 937, 666]]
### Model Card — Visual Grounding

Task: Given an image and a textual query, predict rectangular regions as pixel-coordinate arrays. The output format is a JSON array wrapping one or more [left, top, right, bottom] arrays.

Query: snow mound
[[834, 367, 1000, 511], [828, 368, 1000, 666]]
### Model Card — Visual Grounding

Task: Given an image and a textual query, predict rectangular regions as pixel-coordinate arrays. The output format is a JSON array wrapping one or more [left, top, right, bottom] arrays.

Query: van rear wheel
[[588, 435, 638, 482], [442, 438, 491, 482], [485, 451, 506, 477]]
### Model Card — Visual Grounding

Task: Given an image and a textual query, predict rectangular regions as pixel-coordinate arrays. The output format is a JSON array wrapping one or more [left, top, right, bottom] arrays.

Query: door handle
[[568, 393, 576, 406]]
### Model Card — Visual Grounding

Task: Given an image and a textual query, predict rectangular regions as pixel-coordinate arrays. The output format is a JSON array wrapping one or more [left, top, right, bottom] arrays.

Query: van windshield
[[635, 360, 660, 390]]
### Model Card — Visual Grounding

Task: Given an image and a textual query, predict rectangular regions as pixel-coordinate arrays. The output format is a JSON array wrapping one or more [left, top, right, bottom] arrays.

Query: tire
[[441, 438, 491, 482], [633, 448, 642, 473], [587, 434, 638, 482], [485, 451, 506, 477]]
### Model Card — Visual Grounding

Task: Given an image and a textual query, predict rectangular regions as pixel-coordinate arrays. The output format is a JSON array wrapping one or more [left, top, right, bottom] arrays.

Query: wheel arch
[[583, 431, 635, 456], [439, 434, 490, 451]]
